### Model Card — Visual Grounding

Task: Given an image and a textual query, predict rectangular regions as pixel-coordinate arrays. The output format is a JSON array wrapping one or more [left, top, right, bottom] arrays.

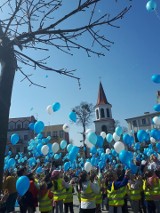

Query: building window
[[53, 131, 58, 137], [106, 109, 110, 118], [100, 108, 105, 118], [59, 130, 63, 138], [9, 123, 15, 130], [17, 124, 21, 129], [142, 118, 146, 125], [24, 135, 28, 141], [47, 131, 51, 136], [23, 121, 29, 129], [96, 109, 99, 119], [132, 120, 137, 127]]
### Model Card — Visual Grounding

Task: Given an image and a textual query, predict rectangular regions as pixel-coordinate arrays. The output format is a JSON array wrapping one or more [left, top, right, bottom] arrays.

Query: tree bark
[[0, 35, 17, 190]]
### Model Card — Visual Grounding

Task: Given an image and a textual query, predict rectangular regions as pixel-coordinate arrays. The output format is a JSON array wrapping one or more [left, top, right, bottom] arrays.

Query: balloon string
[[154, 10, 160, 21]]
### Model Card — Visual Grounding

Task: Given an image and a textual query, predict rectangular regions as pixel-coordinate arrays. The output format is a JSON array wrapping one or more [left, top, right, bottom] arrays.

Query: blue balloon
[[90, 146, 97, 154], [106, 133, 113, 143], [28, 123, 34, 130], [123, 134, 130, 145], [64, 162, 70, 171], [96, 136, 104, 148], [60, 140, 67, 149], [115, 126, 123, 136], [8, 158, 16, 168], [146, 1, 157, 12], [69, 111, 77, 122], [150, 129, 160, 140], [129, 162, 138, 174], [11, 133, 19, 145], [134, 143, 140, 150], [87, 132, 97, 145], [137, 130, 148, 143], [119, 150, 132, 166], [54, 154, 60, 160], [52, 102, 61, 112], [67, 144, 73, 152], [34, 121, 44, 134], [36, 166, 43, 174], [16, 176, 30, 196], [154, 104, 160, 112]]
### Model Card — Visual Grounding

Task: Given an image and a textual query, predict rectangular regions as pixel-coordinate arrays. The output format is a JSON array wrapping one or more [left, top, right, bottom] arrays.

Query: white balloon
[[100, 131, 107, 139], [141, 160, 146, 165], [114, 141, 125, 154], [85, 129, 93, 134], [106, 148, 111, 154], [153, 116, 160, 125], [150, 137, 156, 143], [113, 132, 120, 142], [63, 124, 70, 132], [52, 142, 60, 153], [41, 145, 49, 155], [46, 105, 53, 115], [84, 162, 92, 172]]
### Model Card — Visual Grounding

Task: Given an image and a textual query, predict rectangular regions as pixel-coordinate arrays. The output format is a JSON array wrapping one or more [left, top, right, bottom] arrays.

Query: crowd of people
[[1, 153, 160, 213]]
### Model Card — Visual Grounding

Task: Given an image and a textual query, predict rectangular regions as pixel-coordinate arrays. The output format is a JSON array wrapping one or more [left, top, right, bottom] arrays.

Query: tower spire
[[96, 81, 110, 106]]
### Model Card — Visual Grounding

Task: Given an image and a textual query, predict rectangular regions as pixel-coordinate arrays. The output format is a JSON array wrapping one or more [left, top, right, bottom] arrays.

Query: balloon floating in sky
[[52, 102, 61, 112], [146, 0, 157, 12], [34, 121, 45, 134], [151, 74, 160, 83], [154, 104, 160, 112], [46, 105, 53, 115], [63, 123, 70, 132], [69, 111, 77, 122]]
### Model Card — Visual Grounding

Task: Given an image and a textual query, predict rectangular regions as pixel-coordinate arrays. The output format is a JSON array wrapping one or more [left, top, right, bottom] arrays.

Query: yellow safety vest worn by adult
[[53, 178, 66, 201], [96, 179, 102, 204], [127, 183, 141, 201], [39, 191, 53, 212], [107, 182, 126, 206], [81, 182, 95, 202], [63, 185, 73, 203], [143, 180, 152, 201]]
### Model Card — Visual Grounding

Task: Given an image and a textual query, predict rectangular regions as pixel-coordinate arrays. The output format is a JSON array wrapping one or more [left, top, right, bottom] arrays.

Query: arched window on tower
[[106, 108, 110, 118], [96, 109, 99, 119], [101, 125, 107, 133], [100, 108, 105, 118]]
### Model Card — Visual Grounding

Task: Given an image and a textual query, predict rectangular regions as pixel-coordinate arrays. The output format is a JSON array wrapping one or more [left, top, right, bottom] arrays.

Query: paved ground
[[15, 194, 134, 213]]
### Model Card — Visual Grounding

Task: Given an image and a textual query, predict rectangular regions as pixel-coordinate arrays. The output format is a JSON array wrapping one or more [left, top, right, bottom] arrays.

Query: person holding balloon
[[78, 170, 100, 213], [105, 169, 130, 213]]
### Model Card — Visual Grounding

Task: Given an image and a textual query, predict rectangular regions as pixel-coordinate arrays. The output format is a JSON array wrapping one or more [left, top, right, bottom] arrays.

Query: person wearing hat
[[51, 170, 70, 213]]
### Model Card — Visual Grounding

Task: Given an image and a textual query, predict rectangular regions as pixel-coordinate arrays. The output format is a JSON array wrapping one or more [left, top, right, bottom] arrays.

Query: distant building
[[7, 116, 36, 154], [7, 117, 69, 155], [94, 82, 115, 135]]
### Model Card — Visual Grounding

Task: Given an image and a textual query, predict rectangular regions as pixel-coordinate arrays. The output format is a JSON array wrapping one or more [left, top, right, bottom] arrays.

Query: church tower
[[94, 82, 115, 135]]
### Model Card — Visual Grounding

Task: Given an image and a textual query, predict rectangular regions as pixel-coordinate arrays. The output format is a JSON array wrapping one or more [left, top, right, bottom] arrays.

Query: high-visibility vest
[[127, 183, 141, 200], [107, 182, 126, 206], [39, 190, 52, 212], [143, 180, 152, 201], [52, 178, 66, 201], [80, 182, 95, 202], [63, 185, 73, 203], [96, 179, 102, 204], [143, 179, 160, 200]]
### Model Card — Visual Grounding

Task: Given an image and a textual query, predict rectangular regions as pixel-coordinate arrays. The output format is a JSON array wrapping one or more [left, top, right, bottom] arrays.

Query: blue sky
[[7, 0, 160, 145]]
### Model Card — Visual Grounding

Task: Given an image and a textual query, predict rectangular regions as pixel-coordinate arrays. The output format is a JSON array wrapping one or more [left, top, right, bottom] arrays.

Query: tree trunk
[[0, 34, 17, 190]]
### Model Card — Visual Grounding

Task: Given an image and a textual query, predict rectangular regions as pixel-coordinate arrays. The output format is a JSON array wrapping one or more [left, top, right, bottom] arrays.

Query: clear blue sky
[[7, 0, 160, 145]]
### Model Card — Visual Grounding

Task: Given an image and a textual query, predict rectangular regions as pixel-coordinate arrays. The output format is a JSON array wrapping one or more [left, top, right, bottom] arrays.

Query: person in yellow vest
[[106, 169, 130, 213], [51, 170, 70, 213], [127, 174, 142, 213], [143, 170, 156, 213], [38, 182, 53, 213], [63, 175, 74, 213], [78, 170, 99, 213]]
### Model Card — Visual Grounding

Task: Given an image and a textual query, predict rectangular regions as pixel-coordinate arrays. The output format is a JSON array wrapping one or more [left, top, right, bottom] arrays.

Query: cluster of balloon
[[11, 133, 19, 145], [69, 111, 77, 122], [16, 176, 30, 196], [146, 0, 157, 12]]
